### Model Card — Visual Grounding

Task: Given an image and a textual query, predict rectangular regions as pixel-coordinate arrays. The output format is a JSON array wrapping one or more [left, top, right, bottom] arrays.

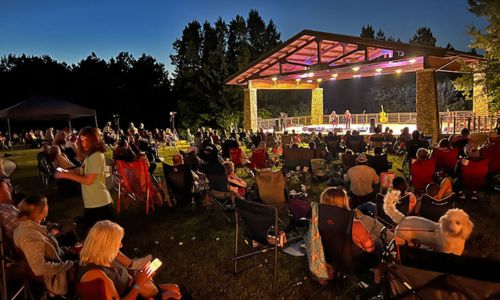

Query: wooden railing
[[257, 111, 500, 133]]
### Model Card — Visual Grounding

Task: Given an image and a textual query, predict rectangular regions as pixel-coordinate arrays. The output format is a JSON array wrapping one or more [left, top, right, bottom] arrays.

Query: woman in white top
[[55, 127, 114, 230]]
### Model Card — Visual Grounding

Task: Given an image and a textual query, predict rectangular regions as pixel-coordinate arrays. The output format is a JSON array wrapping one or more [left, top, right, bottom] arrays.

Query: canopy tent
[[0, 96, 98, 143]]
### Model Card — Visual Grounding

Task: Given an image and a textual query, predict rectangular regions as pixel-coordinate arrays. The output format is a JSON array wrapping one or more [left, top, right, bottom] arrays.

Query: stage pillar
[[243, 88, 258, 131], [416, 69, 440, 142], [473, 72, 489, 116], [311, 88, 324, 125]]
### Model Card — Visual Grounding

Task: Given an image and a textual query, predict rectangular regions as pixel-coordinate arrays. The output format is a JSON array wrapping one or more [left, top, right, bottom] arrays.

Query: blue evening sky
[[0, 0, 487, 71]]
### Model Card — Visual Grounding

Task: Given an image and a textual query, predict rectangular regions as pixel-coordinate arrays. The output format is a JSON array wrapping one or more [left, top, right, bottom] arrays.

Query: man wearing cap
[[345, 153, 379, 207]]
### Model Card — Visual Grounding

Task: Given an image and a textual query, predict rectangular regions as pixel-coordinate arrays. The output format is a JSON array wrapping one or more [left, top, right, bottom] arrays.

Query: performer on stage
[[329, 110, 338, 128], [344, 110, 352, 130]]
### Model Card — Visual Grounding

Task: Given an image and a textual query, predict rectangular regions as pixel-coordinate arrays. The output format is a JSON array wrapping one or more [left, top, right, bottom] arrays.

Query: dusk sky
[[0, 0, 487, 72]]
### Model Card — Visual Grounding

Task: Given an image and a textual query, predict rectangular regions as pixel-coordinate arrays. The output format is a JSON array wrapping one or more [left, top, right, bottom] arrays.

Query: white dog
[[383, 190, 474, 255]]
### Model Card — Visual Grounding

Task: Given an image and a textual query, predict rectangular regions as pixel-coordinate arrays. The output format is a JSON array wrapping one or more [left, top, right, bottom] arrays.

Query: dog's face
[[439, 208, 474, 239]]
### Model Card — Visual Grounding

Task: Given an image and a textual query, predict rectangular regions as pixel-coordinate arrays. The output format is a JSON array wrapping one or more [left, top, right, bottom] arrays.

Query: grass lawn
[[4, 146, 500, 299]]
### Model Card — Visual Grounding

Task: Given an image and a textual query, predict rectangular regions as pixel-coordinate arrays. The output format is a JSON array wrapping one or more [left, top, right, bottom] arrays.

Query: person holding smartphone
[[77, 221, 181, 299], [55, 127, 114, 230]]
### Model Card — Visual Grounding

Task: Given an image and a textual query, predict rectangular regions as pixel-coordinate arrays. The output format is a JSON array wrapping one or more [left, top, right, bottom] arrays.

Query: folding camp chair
[[410, 159, 436, 192], [37, 156, 53, 189], [310, 158, 327, 179], [249, 148, 267, 170], [346, 137, 366, 154], [460, 159, 489, 191], [75, 274, 106, 300], [287, 195, 311, 234], [384, 246, 500, 300], [255, 169, 287, 205], [233, 199, 301, 294], [229, 147, 251, 176], [312, 204, 379, 298], [163, 163, 194, 206], [0, 227, 26, 300], [206, 173, 236, 223], [115, 159, 155, 214], [431, 148, 459, 173], [416, 193, 456, 222]]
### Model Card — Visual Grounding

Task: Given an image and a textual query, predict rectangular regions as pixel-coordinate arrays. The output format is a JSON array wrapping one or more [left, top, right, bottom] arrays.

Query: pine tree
[[375, 29, 386, 40], [409, 27, 437, 47], [247, 10, 266, 60], [227, 15, 250, 75], [360, 24, 375, 39]]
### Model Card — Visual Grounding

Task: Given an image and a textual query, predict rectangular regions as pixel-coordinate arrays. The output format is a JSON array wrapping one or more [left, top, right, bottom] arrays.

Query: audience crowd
[[0, 118, 498, 299]]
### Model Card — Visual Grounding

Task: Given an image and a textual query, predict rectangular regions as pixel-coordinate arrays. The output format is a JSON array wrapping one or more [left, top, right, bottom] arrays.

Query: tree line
[[1, 6, 494, 131]]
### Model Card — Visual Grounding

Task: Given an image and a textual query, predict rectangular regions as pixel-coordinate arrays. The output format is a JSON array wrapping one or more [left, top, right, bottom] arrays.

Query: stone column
[[416, 69, 440, 142], [243, 88, 258, 131], [473, 72, 489, 116], [311, 88, 324, 125]]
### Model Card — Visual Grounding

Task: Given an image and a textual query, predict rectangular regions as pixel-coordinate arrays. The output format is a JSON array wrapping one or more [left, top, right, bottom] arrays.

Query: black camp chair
[[416, 193, 456, 222], [318, 204, 377, 275], [383, 246, 500, 300], [206, 173, 236, 223], [162, 163, 194, 206], [233, 199, 301, 294]]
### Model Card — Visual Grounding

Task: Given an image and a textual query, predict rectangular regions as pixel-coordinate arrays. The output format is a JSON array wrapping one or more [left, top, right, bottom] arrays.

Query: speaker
[[275, 119, 281, 131], [369, 118, 376, 133]]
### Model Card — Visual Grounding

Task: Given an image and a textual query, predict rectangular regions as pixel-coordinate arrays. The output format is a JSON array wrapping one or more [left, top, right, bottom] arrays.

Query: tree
[[360, 24, 375, 39], [264, 20, 281, 52], [375, 29, 386, 40], [247, 10, 266, 60], [445, 42, 455, 50], [409, 27, 437, 47], [227, 15, 250, 75], [453, 0, 500, 110]]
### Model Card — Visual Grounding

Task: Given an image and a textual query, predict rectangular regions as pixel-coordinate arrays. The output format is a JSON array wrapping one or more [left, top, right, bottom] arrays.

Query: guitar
[[379, 105, 388, 123]]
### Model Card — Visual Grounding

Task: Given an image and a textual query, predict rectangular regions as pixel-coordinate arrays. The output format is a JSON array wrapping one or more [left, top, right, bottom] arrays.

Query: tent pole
[[94, 114, 98, 128], [6, 118, 11, 150], [68, 119, 72, 132]]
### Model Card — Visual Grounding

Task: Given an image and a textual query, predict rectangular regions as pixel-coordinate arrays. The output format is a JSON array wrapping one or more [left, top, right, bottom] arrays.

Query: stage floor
[[267, 123, 418, 135]]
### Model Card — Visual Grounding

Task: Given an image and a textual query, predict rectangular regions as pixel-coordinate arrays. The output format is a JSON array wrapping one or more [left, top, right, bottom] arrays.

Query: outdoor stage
[[265, 123, 417, 135]]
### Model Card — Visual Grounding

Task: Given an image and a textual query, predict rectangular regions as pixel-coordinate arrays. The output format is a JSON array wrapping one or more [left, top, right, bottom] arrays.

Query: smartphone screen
[[147, 258, 162, 274], [56, 167, 68, 173]]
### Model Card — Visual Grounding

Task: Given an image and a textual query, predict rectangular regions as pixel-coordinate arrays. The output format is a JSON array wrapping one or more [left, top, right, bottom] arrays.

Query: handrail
[[257, 111, 500, 133]]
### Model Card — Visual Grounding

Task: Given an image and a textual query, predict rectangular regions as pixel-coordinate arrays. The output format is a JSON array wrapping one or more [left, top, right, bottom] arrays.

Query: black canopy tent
[[0, 96, 97, 141]]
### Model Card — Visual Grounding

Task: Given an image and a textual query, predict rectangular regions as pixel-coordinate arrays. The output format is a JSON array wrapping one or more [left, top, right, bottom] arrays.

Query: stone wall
[[243, 88, 258, 131], [311, 88, 324, 125], [416, 69, 440, 142]]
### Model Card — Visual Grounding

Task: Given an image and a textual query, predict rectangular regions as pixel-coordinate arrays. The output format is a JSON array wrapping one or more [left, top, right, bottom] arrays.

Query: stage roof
[[226, 29, 482, 86]]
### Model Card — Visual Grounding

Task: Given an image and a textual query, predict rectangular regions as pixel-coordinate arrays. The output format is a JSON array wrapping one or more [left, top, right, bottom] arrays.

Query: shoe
[[130, 254, 152, 269]]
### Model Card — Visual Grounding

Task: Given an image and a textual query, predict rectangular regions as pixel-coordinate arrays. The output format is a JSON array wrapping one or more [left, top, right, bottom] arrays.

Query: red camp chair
[[431, 148, 459, 172], [230, 147, 252, 176], [461, 159, 489, 191], [115, 159, 154, 214], [75, 278, 106, 300], [410, 159, 436, 192], [250, 148, 267, 170]]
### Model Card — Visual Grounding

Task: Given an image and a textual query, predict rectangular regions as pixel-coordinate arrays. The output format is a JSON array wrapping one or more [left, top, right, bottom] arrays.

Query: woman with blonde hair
[[55, 127, 114, 230], [13, 195, 75, 296], [77, 221, 181, 300]]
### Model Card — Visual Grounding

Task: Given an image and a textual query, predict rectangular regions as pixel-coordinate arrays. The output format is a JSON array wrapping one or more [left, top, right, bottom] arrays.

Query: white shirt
[[346, 165, 379, 196]]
